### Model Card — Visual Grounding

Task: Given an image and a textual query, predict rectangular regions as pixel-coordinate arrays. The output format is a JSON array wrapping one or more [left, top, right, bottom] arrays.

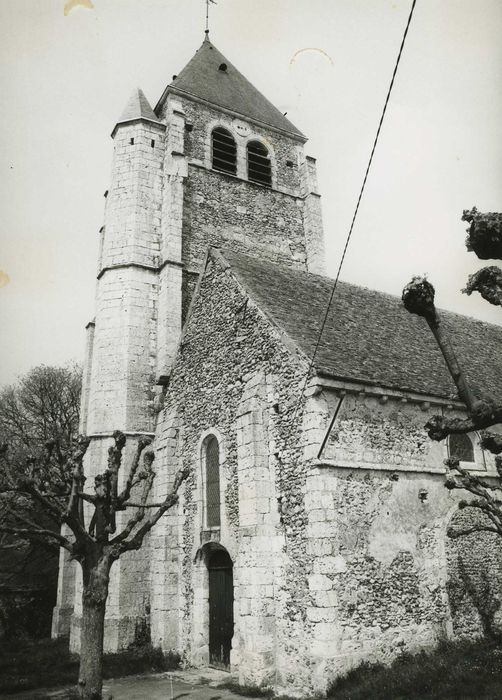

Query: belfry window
[[205, 436, 221, 527], [247, 140, 272, 187], [448, 433, 475, 463], [211, 127, 237, 175]]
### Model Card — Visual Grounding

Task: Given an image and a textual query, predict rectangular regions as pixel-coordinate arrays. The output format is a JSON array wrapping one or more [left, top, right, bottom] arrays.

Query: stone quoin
[[52, 35, 502, 697]]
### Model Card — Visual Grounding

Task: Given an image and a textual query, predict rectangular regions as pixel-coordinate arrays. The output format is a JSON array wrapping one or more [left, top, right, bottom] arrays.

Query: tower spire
[[205, 0, 216, 36]]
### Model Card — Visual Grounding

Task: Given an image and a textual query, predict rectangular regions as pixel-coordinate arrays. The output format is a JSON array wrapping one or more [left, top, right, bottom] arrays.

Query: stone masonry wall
[[148, 253, 319, 692], [304, 388, 502, 694], [446, 508, 502, 640], [158, 94, 325, 314], [64, 119, 166, 652], [87, 118, 165, 435], [183, 166, 307, 272]]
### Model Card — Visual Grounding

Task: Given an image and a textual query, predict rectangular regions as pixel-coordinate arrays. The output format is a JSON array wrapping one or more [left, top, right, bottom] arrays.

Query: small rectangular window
[[130, 138, 134, 145], [151, 139, 155, 148]]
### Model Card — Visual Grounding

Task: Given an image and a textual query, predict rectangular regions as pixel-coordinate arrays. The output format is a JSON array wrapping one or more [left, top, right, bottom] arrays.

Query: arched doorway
[[208, 549, 234, 669]]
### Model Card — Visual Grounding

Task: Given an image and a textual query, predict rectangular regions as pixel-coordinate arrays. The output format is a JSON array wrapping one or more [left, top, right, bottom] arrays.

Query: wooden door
[[208, 550, 234, 669]]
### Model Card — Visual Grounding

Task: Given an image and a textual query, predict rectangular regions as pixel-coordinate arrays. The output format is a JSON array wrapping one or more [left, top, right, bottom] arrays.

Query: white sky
[[0, 0, 501, 386]]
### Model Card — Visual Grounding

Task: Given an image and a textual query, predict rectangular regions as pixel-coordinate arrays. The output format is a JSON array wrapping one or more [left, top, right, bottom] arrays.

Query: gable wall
[[148, 257, 321, 687]]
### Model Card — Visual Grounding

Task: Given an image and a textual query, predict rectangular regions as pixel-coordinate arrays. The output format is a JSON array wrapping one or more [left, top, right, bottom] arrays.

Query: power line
[[294, 0, 418, 415]]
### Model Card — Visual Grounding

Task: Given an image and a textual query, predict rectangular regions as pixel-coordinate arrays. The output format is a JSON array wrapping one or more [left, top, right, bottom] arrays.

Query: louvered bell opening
[[247, 141, 272, 187], [205, 436, 221, 527], [212, 128, 237, 175]]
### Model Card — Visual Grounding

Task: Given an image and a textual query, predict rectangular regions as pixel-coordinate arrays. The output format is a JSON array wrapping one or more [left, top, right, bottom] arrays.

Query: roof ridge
[[220, 247, 502, 331]]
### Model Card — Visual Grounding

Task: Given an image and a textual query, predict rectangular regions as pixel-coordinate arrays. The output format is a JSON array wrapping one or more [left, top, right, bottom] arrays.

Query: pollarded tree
[[402, 208, 502, 540], [0, 432, 188, 700]]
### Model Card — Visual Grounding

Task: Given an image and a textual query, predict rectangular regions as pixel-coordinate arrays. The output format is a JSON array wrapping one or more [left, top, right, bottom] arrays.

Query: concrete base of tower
[[69, 613, 149, 654]]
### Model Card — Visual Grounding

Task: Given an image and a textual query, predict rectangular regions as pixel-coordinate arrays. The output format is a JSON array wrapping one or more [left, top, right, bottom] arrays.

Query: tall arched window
[[205, 436, 221, 527], [448, 433, 475, 463], [247, 140, 272, 187], [211, 127, 237, 175]]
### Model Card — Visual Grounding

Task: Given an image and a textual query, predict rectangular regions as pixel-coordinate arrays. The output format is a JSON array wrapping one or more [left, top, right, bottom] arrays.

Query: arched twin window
[[211, 127, 237, 175], [210, 128, 272, 187], [247, 140, 272, 187], [204, 435, 221, 527], [448, 433, 475, 464]]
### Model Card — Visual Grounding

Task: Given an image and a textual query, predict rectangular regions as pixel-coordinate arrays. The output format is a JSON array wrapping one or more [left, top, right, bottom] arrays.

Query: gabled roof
[[158, 37, 305, 140], [215, 249, 502, 402], [112, 88, 162, 136]]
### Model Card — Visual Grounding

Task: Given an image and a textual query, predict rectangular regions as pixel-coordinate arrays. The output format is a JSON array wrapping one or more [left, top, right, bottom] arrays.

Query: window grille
[[205, 436, 221, 527], [247, 140, 272, 187], [449, 433, 474, 463], [212, 128, 237, 175]]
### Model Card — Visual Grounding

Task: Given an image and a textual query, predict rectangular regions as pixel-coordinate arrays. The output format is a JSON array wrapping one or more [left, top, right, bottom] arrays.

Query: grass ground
[[222, 638, 502, 699], [0, 636, 179, 696], [2, 637, 502, 698], [326, 638, 502, 699]]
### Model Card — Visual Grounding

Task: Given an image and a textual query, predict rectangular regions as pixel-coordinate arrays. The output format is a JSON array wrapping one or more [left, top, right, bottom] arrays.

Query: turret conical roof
[[112, 88, 161, 136], [158, 38, 304, 140]]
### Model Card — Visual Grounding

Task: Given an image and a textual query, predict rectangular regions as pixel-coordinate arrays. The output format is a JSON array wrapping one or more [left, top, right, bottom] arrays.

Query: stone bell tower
[[53, 34, 326, 651]]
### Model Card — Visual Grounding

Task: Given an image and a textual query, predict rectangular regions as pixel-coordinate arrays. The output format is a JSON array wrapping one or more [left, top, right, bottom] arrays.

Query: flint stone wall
[[148, 255, 318, 692], [158, 96, 324, 313], [307, 390, 502, 692]]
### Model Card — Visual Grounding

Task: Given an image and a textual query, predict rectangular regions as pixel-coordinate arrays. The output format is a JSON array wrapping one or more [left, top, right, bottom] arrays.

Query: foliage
[[0, 364, 82, 639], [0, 364, 82, 489], [327, 638, 502, 700], [0, 636, 180, 696]]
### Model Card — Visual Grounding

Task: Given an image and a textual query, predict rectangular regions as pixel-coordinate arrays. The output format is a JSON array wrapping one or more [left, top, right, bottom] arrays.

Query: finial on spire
[[205, 0, 217, 36]]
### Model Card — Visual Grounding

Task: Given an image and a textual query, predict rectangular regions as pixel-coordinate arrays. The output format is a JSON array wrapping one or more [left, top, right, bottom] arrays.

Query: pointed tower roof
[[112, 88, 162, 137], [157, 38, 305, 140]]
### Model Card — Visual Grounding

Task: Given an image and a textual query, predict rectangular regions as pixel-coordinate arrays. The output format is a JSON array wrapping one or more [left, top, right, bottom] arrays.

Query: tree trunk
[[78, 557, 111, 700], [79, 597, 106, 699]]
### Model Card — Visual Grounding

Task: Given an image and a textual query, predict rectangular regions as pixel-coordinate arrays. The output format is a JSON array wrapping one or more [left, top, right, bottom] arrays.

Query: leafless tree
[[0, 430, 189, 699], [402, 208, 502, 539], [0, 365, 82, 636]]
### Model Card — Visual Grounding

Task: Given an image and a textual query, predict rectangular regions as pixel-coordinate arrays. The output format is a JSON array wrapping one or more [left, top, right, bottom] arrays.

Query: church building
[[52, 35, 502, 697]]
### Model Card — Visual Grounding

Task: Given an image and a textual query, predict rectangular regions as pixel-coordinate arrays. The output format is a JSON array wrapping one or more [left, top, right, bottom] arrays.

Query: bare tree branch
[[425, 405, 502, 442], [109, 450, 156, 547], [106, 430, 126, 533], [0, 524, 73, 553], [402, 277, 479, 412], [117, 435, 152, 506], [66, 436, 91, 520], [447, 525, 501, 539], [116, 464, 190, 554]]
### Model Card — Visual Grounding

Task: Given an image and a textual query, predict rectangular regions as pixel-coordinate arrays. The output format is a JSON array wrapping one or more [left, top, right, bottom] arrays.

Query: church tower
[[53, 35, 325, 651]]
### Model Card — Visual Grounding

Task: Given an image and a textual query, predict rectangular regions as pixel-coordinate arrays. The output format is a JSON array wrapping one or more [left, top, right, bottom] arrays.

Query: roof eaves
[[314, 368, 459, 403], [111, 117, 165, 139]]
